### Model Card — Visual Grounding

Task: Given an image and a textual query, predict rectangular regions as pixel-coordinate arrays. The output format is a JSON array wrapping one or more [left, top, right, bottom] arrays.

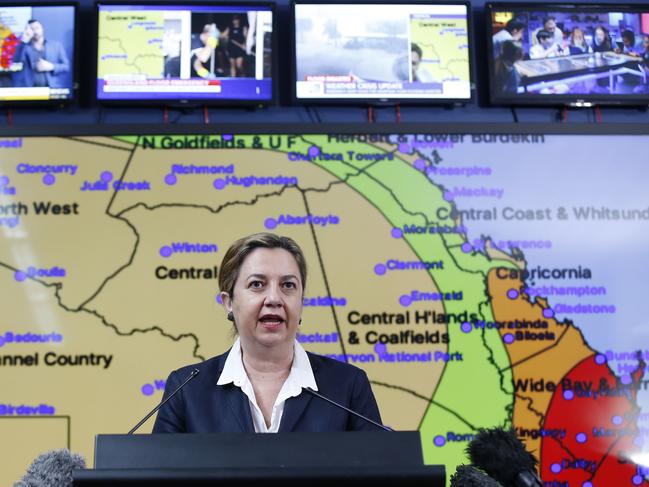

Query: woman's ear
[[220, 291, 232, 313]]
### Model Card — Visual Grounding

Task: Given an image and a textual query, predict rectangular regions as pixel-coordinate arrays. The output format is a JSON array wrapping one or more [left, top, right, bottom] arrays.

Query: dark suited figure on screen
[[153, 233, 383, 433], [13, 19, 69, 88], [494, 40, 523, 94]]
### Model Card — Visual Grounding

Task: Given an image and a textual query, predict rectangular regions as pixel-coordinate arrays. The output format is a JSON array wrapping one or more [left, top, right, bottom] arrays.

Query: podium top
[[95, 431, 424, 469]]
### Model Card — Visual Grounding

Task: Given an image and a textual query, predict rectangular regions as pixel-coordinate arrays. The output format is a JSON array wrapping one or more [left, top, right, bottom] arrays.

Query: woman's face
[[222, 247, 303, 352], [595, 28, 605, 43], [573, 31, 584, 45]]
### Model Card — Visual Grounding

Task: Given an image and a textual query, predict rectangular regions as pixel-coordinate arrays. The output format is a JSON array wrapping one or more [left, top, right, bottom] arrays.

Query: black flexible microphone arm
[[128, 368, 200, 434], [304, 387, 393, 432]]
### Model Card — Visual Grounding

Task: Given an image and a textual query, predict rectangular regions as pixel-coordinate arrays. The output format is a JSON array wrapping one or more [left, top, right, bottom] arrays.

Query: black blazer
[[152, 350, 383, 433]]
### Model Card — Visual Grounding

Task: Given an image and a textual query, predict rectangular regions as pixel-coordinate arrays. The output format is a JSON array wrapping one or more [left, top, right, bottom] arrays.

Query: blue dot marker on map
[[213, 178, 226, 190], [0, 175, 9, 186], [542, 308, 554, 319], [461, 322, 472, 333], [264, 218, 277, 230], [164, 174, 177, 186], [621, 374, 632, 385], [633, 475, 643, 485], [308, 145, 320, 157], [14, 270, 27, 282], [595, 354, 607, 365], [374, 264, 387, 276], [391, 228, 403, 239], [503, 333, 515, 344], [159, 246, 172, 258], [563, 389, 574, 400], [222, 134, 233, 141], [576, 432, 587, 444], [141, 384, 154, 396], [507, 289, 519, 300], [582, 482, 593, 487], [101, 171, 113, 182], [550, 463, 562, 474], [216, 294, 222, 304], [460, 242, 472, 253], [398, 143, 411, 154], [374, 343, 387, 355], [399, 295, 411, 307], [414, 159, 426, 171], [433, 435, 446, 447], [43, 174, 56, 185], [612, 415, 623, 426], [443, 191, 453, 201]]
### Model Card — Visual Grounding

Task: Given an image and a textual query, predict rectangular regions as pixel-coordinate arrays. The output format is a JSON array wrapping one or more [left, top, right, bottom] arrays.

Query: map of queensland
[[0, 133, 648, 486], [97, 10, 165, 78]]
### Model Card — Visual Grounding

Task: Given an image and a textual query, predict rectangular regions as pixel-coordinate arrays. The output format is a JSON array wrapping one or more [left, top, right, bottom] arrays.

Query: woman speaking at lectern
[[152, 232, 383, 433]]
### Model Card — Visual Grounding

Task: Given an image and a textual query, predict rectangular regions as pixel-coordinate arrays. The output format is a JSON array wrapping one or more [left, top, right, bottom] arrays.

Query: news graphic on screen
[[2, 132, 649, 486], [96, 4, 273, 103], [294, 3, 471, 102], [488, 4, 649, 105], [0, 5, 75, 103]]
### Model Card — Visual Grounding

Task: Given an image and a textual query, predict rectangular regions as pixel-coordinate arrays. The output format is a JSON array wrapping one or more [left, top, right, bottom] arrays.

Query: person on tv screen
[[568, 28, 592, 55], [494, 39, 523, 94], [615, 30, 642, 57], [152, 233, 383, 433], [410, 43, 434, 82], [633, 35, 649, 94], [223, 15, 248, 78], [492, 18, 526, 58], [190, 23, 225, 79], [532, 16, 564, 47], [13, 19, 69, 88], [592, 26, 613, 53], [529, 29, 564, 59]]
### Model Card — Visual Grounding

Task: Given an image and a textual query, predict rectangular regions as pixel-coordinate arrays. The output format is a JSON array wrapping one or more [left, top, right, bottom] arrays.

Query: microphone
[[128, 368, 200, 434], [467, 427, 542, 487], [303, 387, 393, 432], [14, 448, 86, 487], [450, 465, 504, 487]]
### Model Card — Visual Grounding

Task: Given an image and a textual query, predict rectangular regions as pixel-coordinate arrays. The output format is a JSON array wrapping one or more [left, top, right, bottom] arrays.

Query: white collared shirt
[[216, 338, 318, 433]]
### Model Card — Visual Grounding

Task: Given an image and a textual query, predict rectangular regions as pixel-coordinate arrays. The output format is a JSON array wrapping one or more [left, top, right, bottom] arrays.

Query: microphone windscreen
[[14, 448, 86, 487], [450, 465, 504, 487], [467, 427, 537, 486]]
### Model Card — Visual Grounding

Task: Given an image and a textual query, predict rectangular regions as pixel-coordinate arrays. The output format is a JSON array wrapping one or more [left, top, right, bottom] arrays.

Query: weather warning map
[[97, 10, 165, 78], [409, 13, 470, 84], [0, 132, 648, 486]]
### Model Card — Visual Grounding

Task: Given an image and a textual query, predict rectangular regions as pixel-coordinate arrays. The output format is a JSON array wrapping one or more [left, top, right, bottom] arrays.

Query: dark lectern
[[73, 432, 445, 486]]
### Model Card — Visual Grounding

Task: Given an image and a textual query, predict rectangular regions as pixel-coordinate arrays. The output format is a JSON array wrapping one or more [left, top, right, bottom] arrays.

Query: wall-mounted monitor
[[487, 3, 649, 106], [96, 3, 274, 105], [292, 1, 472, 104], [0, 3, 77, 105]]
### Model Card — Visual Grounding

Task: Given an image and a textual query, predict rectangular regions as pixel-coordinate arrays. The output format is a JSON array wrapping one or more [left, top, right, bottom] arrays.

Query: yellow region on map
[[97, 11, 165, 78], [409, 16, 470, 83]]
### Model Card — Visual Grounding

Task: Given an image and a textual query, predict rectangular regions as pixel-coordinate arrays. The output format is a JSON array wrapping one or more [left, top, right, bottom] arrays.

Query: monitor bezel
[[486, 2, 649, 107], [290, 0, 474, 106], [0, 1, 79, 108], [94, 0, 278, 107]]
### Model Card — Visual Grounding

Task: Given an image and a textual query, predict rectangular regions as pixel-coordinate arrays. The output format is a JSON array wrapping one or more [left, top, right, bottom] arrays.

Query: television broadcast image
[[97, 4, 273, 102], [294, 3, 471, 102], [0, 5, 75, 102], [489, 5, 649, 102]]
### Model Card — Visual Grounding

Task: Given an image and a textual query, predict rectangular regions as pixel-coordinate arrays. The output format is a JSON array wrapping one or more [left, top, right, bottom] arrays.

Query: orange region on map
[[487, 267, 594, 457]]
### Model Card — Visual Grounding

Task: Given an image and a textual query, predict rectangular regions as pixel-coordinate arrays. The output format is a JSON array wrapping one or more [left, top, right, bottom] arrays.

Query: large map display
[[1, 132, 648, 485]]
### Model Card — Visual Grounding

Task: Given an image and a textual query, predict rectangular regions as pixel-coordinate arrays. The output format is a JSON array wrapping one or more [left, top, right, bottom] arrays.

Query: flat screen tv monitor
[[96, 3, 274, 105], [292, 1, 472, 104], [487, 3, 649, 106], [0, 4, 77, 105]]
